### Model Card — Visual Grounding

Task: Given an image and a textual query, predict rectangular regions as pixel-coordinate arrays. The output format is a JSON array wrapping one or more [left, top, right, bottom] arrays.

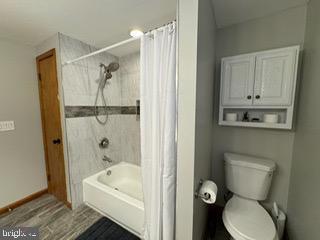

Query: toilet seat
[[223, 195, 278, 240]]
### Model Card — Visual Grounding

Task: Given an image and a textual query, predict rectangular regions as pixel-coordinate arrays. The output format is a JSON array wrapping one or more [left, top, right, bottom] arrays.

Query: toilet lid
[[223, 196, 277, 240]]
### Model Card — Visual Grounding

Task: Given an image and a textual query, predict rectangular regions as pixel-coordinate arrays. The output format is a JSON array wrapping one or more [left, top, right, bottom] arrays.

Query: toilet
[[223, 153, 278, 240]]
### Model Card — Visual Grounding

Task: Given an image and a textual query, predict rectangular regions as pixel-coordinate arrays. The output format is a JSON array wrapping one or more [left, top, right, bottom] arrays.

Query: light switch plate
[[0, 121, 15, 131]]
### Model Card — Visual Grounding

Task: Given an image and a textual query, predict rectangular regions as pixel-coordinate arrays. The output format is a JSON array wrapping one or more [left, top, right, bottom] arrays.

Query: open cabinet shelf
[[220, 120, 288, 129], [219, 107, 293, 129]]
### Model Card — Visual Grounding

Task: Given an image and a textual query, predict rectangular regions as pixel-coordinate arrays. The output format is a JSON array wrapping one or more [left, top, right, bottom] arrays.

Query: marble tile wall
[[60, 34, 121, 107], [119, 52, 140, 106], [119, 52, 141, 166], [59, 34, 141, 208], [66, 116, 123, 206]]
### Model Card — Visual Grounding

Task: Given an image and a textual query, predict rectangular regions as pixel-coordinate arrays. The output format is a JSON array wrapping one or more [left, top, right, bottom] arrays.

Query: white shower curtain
[[140, 22, 177, 240]]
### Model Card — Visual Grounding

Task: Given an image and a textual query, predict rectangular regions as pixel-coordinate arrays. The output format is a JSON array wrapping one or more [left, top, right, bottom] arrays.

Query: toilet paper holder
[[194, 179, 211, 200]]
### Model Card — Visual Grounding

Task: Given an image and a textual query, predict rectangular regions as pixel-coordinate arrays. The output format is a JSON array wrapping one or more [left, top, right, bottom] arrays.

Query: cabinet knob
[[247, 95, 252, 100], [255, 95, 261, 99]]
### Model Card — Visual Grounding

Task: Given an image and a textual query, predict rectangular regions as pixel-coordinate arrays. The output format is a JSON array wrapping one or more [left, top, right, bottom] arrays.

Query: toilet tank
[[224, 153, 276, 201]]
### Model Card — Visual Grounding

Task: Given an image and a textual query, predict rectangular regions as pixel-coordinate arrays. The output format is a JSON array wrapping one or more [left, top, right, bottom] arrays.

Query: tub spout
[[102, 155, 112, 163]]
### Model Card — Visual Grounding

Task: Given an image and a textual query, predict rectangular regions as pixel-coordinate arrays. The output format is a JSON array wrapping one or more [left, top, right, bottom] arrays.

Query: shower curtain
[[140, 22, 177, 240]]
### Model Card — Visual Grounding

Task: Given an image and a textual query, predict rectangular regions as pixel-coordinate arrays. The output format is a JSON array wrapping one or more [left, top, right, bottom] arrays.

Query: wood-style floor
[[0, 194, 102, 240]]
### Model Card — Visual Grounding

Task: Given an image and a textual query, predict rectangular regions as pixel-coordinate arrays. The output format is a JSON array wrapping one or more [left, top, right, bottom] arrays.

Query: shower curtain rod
[[63, 37, 139, 65], [62, 21, 176, 66]]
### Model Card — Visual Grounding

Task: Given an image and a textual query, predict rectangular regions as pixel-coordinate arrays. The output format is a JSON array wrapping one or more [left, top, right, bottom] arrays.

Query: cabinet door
[[221, 56, 255, 106], [253, 48, 298, 106]]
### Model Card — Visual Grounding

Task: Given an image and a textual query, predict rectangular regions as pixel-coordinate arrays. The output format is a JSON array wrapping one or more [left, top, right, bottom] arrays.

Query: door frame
[[36, 49, 69, 207]]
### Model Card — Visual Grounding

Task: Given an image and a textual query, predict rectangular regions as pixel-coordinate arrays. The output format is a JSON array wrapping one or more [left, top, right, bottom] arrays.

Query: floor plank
[[0, 194, 102, 240]]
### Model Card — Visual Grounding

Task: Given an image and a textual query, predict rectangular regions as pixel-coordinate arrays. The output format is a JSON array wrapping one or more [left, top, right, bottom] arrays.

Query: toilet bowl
[[223, 195, 278, 240], [223, 153, 278, 240]]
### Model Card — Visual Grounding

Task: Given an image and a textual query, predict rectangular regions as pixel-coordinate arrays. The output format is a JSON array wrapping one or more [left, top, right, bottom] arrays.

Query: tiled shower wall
[[119, 52, 141, 166], [59, 34, 140, 208]]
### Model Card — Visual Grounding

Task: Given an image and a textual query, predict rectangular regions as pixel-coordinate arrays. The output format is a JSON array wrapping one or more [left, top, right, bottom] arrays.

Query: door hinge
[[38, 73, 41, 81], [47, 174, 51, 182]]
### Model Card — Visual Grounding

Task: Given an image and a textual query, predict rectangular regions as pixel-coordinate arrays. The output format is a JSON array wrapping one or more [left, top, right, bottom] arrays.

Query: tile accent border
[[65, 106, 138, 118]]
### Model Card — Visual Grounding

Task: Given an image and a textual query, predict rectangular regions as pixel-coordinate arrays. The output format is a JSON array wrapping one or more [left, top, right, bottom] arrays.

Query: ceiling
[[0, 0, 309, 54], [212, 0, 309, 28], [0, 0, 176, 48]]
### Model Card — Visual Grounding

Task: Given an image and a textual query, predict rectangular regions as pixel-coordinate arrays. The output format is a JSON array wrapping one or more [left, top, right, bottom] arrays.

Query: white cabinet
[[219, 46, 300, 130], [221, 56, 255, 106], [253, 48, 297, 106]]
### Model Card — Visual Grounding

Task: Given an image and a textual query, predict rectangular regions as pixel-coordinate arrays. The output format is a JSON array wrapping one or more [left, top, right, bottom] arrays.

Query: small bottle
[[242, 112, 250, 122]]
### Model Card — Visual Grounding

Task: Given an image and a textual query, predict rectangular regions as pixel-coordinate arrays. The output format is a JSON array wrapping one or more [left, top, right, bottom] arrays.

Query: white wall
[[176, 0, 216, 239], [212, 6, 307, 210], [287, 1, 320, 239], [0, 39, 47, 207], [193, 0, 216, 239], [176, 0, 199, 239]]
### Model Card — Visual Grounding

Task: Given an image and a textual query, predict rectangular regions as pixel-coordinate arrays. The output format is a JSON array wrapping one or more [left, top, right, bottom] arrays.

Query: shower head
[[106, 62, 120, 72], [99, 62, 119, 82], [100, 62, 119, 73]]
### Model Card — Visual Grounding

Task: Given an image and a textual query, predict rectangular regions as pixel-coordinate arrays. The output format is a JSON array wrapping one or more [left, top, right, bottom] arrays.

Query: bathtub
[[83, 162, 144, 237]]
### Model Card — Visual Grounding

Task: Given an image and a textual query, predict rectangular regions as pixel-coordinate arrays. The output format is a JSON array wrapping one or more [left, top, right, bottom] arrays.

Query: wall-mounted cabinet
[[219, 46, 300, 129]]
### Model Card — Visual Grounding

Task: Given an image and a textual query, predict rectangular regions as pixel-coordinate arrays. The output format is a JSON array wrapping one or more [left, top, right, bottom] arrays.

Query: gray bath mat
[[76, 217, 139, 240]]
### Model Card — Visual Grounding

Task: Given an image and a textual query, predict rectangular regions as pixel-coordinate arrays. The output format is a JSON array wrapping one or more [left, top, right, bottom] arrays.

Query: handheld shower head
[[106, 62, 120, 72], [95, 62, 119, 125], [100, 62, 119, 72], [99, 62, 119, 81]]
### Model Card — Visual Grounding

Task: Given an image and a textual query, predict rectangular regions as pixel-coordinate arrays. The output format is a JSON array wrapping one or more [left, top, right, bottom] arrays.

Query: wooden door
[[253, 48, 298, 106], [36, 49, 67, 204], [221, 55, 255, 106]]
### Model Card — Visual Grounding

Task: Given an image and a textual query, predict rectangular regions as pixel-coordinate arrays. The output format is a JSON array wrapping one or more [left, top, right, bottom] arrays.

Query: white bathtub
[[83, 162, 144, 237]]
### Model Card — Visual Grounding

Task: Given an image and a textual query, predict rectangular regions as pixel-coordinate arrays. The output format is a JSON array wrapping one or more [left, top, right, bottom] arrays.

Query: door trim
[[36, 49, 68, 205]]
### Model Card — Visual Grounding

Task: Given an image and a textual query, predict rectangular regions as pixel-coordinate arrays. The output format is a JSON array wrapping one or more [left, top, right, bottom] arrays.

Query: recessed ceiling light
[[130, 29, 144, 38]]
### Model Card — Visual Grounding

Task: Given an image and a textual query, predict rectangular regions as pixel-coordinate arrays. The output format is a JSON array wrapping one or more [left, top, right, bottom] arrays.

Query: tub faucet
[[102, 155, 112, 163], [99, 138, 109, 149]]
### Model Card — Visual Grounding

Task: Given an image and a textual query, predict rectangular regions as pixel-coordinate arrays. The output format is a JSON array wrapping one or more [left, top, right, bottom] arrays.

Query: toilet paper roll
[[263, 114, 279, 123], [226, 113, 237, 122], [199, 180, 218, 204]]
